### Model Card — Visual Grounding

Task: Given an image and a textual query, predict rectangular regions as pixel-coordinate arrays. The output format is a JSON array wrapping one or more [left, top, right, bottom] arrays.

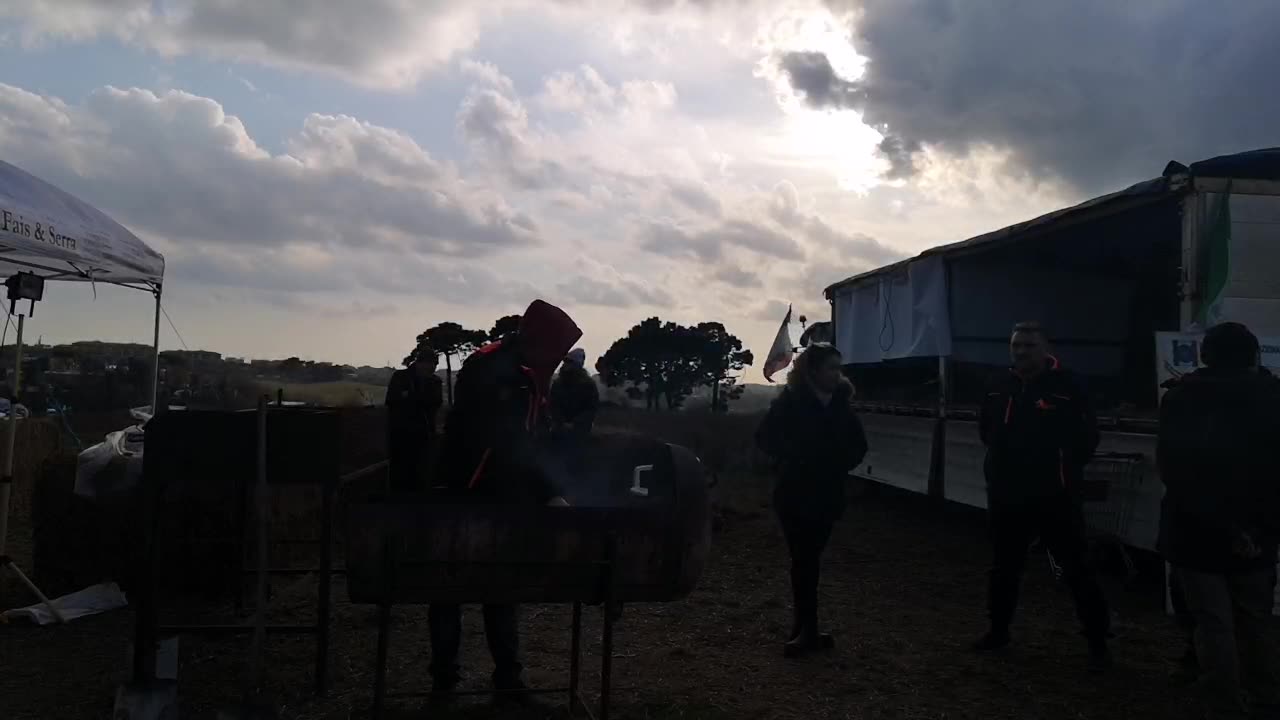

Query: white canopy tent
[[1, 158, 165, 622], [0, 158, 166, 407]]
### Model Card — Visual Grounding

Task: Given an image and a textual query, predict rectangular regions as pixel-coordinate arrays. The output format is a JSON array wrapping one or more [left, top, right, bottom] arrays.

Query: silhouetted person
[[550, 347, 599, 439], [756, 343, 868, 658], [975, 322, 1111, 672], [385, 352, 443, 492], [1159, 322, 1280, 719], [428, 300, 578, 703]]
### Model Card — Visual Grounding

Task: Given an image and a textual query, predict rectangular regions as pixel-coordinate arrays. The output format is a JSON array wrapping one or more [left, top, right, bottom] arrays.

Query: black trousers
[[988, 496, 1110, 640], [428, 604, 523, 687], [388, 436, 431, 493], [778, 512, 836, 636]]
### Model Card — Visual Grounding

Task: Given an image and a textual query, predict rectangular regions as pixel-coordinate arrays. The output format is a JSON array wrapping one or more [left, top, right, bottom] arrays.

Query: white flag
[[763, 305, 794, 383]]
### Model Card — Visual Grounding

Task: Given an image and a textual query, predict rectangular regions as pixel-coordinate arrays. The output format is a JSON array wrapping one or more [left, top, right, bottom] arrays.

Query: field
[[263, 382, 388, 408], [0, 409, 1200, 719]]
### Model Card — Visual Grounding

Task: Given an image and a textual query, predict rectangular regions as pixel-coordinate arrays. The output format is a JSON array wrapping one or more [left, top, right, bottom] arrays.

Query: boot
[[429, 675, 459, 705], [1170, 642, 1198, 686], [784, 626, 834, 658], [1087, 637, 1112, 674], [494, 674, 547, 707], [784, 628, 821, 658], [972, 628, 1011, 653]]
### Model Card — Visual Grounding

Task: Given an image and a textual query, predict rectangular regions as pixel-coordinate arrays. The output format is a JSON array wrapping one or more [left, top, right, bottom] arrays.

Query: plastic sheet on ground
[[1, 582, 128, 625]]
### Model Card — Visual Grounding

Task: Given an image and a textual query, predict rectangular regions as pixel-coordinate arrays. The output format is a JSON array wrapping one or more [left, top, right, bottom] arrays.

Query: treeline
[[2, 342, 395, 413], [405, 315, 753, 413]]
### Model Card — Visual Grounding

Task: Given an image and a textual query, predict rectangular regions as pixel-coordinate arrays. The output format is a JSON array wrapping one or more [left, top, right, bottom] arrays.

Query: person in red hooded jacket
[[427, 300, 580, 702]]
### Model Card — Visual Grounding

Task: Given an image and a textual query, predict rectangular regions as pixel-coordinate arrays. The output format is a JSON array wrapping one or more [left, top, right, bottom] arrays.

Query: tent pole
[[150, 290, 161, 416]]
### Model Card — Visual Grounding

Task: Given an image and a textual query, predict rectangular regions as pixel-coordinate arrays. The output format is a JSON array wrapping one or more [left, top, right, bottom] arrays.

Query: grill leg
[[570, 601, 583, 717], [315, 478, 333, 696], [600, 536, 617, 720], [372, 603, 391, 720], [601, 600, 614, 720]]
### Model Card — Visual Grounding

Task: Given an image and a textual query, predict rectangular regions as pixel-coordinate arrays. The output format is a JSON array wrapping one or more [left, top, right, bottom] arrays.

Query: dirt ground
[[1, 466, 1205, 720]]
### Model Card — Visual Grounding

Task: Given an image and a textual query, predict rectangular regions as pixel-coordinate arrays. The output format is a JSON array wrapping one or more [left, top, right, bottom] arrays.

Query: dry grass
[[0, 408, 1201, 720], [264, 382, 388, 408]]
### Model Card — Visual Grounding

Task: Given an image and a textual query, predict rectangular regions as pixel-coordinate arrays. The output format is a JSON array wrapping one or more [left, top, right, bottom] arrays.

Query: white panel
[[832, 255, 951, 362], [1230, 193, 1280, 223], [854, 414, 934, 494], [944, 421, 988, 509], [1227, 208, 1280, 300], [943, 420, 1161, 550], [1219, 297, 1280, 338]]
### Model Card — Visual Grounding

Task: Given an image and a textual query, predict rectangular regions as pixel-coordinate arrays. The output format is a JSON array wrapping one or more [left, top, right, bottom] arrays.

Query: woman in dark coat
[[755, 343, 868, 657]]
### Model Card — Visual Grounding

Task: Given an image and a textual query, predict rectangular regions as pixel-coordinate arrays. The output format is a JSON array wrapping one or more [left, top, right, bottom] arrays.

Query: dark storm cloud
[[785, 0, 1280, 193], [778, 51, 863, 109]]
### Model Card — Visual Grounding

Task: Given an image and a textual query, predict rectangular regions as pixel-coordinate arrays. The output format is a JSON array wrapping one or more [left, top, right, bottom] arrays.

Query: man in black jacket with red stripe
[[975, 322, 1111, 671], [427, 300, 580, 701]]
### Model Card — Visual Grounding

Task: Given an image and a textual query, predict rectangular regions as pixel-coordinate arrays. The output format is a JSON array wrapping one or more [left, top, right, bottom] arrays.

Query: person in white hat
[[550, 347, 598, 438]]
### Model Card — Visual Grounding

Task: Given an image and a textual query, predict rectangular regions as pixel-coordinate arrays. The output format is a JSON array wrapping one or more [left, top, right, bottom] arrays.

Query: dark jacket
[[755, 378, 868, 522], [436, 300, 582, 504], [550, 366, 600, 436], [385, 368, 443, 448], [979, 358, 1099, 509], [1157, 367, 1280, 573]]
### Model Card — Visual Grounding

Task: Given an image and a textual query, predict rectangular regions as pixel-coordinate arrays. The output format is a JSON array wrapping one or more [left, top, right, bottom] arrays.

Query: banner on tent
[[2, 207, 79, 251], [1154, 331, 1280, 399]]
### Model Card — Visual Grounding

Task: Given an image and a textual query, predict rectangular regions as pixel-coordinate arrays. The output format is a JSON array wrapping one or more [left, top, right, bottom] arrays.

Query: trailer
[[824, 148, 1280, 553]]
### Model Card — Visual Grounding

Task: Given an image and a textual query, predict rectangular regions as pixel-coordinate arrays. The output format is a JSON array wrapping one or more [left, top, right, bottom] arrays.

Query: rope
[[159, 302, 189, 351], [878, 277, 896, 352]]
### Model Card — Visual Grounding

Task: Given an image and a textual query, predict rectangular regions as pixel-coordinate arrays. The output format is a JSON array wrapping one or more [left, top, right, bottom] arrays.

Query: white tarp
[[74, 424, 145, 498], [1, 581, 128, 625], [0, 159, 164, 286], [832, 255, 951, 363]]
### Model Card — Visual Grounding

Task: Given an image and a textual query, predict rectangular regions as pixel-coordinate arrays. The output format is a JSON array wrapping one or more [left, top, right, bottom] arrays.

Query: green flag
[[1197, 187, 1232, 326]]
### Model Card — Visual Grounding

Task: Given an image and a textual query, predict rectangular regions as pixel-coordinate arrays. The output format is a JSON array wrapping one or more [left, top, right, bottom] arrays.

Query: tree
[[599, 319, 754, 412], [488, 315, 522, 341], [599, 318, 702, 411], [691, 322, 754, 413], [405, 322, 487, 405]]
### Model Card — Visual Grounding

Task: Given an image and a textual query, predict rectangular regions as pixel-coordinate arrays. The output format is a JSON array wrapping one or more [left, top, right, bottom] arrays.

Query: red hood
[[517, 299, 583, 390]]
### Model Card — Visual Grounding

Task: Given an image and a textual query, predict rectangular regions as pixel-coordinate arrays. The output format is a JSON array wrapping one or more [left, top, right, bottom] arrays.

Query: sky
[[1, 0, 1278, 373]]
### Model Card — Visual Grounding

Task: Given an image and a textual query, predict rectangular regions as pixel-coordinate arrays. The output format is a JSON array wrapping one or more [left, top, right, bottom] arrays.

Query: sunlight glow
[[781, 109, 886, 194], [755, 5, 886, 193]]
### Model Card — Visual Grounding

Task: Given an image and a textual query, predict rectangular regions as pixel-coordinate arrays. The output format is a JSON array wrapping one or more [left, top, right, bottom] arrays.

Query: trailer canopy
[[826, 148, 1280, 374]]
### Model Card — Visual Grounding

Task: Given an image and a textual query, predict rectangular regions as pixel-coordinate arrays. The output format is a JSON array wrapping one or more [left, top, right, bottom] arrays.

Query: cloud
[[0, 83, 538, 264], [752, 298, 791, 322], [796, 0, 1280, 193], [0, 0, 508, 89], [0, 1, 760, 91], [778, 51, 862, 109], [712, 264, 763, 289], [639, 216, 803, 264], [555, 257, 675, 309]]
